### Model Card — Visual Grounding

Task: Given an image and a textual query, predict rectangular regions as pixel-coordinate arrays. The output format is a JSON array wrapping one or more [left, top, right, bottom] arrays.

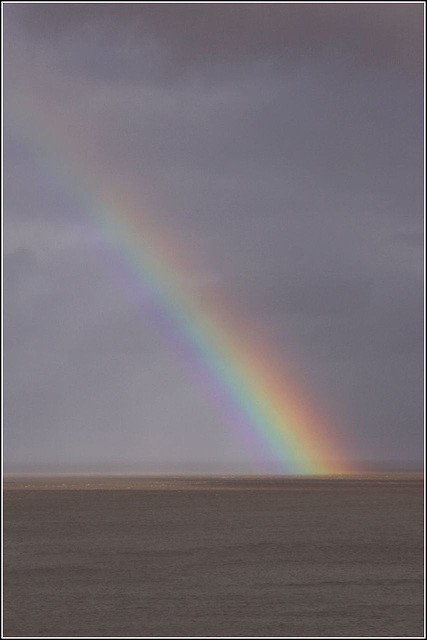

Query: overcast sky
[[3, 3, 424, 473]]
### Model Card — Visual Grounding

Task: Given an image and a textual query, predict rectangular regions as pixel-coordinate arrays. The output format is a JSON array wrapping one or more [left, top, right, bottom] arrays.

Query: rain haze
[[3, 3, 424, 474]]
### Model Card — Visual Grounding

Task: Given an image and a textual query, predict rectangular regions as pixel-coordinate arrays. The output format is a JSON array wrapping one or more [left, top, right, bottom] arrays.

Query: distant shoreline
[[3, 472, 424, 491]]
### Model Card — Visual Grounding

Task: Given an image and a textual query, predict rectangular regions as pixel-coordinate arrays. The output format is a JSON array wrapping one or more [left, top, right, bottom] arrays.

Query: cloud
[[3, 4, 424, 471], [9, 3, 423, 71]]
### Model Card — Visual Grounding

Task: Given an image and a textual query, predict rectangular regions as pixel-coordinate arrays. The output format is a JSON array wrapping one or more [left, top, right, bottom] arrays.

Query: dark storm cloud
[[3, 3, 424, 471], [12, 3, 423, 69]]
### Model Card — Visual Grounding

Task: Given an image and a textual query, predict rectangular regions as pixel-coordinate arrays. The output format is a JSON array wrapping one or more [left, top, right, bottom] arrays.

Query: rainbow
[[7, 86, 353, 474]]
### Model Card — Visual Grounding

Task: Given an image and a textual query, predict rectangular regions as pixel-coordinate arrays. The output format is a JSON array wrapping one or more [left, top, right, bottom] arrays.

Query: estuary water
[[3, 475, 424, 637]]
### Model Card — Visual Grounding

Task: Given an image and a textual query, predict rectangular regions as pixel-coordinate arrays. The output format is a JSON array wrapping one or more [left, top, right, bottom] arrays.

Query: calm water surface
[[3, 476, 424, 637]]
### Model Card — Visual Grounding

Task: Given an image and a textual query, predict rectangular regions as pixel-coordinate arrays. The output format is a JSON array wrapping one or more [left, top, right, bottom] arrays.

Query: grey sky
[[3, 3, 424, 473]]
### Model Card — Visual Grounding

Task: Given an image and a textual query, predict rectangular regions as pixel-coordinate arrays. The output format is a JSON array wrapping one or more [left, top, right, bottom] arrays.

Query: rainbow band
[[7, 90, 352, 474]]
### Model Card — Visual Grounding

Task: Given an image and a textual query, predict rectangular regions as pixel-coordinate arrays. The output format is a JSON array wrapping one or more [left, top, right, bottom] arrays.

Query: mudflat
[[3, 475, 424, 637]]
